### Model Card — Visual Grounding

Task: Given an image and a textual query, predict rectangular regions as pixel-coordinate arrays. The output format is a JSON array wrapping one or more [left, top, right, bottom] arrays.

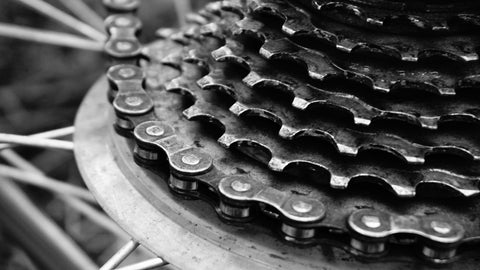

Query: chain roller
[[348, 209, 465, 263], [99, 0, 475, 264]]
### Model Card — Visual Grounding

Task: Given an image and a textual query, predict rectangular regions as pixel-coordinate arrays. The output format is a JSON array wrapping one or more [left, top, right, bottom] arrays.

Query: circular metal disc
[[75, 77, 450, 270]]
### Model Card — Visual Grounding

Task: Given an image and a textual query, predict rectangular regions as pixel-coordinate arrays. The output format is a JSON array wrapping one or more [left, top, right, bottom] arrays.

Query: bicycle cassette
[[75, 0, 480, 269]]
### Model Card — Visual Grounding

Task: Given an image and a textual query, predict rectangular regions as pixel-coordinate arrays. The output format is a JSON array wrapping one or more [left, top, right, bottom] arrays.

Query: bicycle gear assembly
[[74, 0, 480, 269]]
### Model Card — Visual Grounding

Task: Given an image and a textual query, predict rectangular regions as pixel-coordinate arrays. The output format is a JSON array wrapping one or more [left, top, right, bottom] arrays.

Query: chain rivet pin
[[125, 96, 143, 106], [231, 180, 251, 192], [292, 200, 312, 214], [118, 67, 136, 79], [431, 221, 452, 235], [361, 215, 382, 229], [181, 154, 201, 166], [146, 125, 164, 137]]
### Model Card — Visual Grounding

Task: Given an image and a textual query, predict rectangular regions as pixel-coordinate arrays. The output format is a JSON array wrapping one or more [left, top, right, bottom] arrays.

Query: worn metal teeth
[[264, 37, 480, 97], [134, 50, 480, 259], [182, 82, 480, 197], [247, 0, 480, 63], [104, 0, 480, 264], [211, 38, 480, 130], [197, 66, 480, 165], [232, 16, 480, 96], [159, 47, 480, 198], [310, 0, 480, 34]]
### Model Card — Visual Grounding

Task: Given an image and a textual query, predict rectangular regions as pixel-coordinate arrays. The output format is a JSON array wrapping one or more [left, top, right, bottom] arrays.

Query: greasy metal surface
[[72, 77, 392, 270], [208, 39, 480, 164], [74, 76, 480, 270], [250, 0, 480, 62], [303, 0, 480, 33], [75, 0, 480, 268]]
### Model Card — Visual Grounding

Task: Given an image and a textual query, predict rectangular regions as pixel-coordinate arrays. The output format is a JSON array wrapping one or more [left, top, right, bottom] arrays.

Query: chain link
[[100, 0, 475, 264]]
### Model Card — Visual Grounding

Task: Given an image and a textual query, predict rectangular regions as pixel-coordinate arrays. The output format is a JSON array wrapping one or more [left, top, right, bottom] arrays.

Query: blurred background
[[0, 0, 208, 269]]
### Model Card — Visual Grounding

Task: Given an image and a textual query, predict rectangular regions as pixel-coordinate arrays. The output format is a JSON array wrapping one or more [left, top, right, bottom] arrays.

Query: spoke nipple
[[231, 180, 251, 192], [431, 221, 452, 235], [292, 200, 313, 214], [361, 215, 382, 229], [118, 67, 136, 78], [181, 154, 201, 166], [125, 96, 143, 106], [146, 125, 164, 136]]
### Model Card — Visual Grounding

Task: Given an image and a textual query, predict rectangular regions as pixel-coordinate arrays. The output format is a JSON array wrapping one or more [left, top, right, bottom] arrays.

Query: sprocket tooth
[[202, 1, 225, 18], [311, 0, 480, 34], [185, 13, 210, 25], [212, 42, 251, 70], [230, 101, 429, 164], [163, 82, 480, 236], [177, 52, 480, 198], [198, 64, 480, 165], [233, 13, 480, 97], [199, 8, 245, 40], [123, 58, 480, 255], [248, 0, 400, 58], [258, 38, 346, 81], [260, 38, 462, 96], [105, 2, 480, 262], [189, 89, 480, 198], [218, 38, 480, 130], [248, 0, 480, 63], [219, 0, 248, 16], [205, 38, 480, 163]]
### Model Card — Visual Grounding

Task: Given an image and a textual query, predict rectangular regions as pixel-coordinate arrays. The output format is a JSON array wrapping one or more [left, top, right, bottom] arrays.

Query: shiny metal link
[[348, 209, 465, 262], [101, 0, 473, 264], [219, 175, 325, 222], [104, 27, 329, 236], [132, 120, 326, 232], [104, 13, 142, 60]]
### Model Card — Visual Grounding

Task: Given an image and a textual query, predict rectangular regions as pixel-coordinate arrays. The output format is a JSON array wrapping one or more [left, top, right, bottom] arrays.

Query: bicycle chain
[[101, 0, 480, 265], [185, 67, 480, 198]]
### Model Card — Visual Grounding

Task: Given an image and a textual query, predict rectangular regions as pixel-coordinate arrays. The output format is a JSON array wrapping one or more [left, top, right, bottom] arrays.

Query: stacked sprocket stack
[[102, 0, 480, 267]]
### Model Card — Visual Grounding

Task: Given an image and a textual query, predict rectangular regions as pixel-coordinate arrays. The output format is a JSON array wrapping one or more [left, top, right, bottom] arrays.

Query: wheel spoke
[[0, 149, 130, 240], [0, 133, 74, 150], [58, 0, 105, 33], [115, 258, 167, 270], [0, 23, 103, 51], [15, 0, 106, 42], [100, 240, 139, 270], [0, 126, 74, 151], [0, 178, 97, 270], [0, 165, 96, 203], [173, 0, 191, 26]]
